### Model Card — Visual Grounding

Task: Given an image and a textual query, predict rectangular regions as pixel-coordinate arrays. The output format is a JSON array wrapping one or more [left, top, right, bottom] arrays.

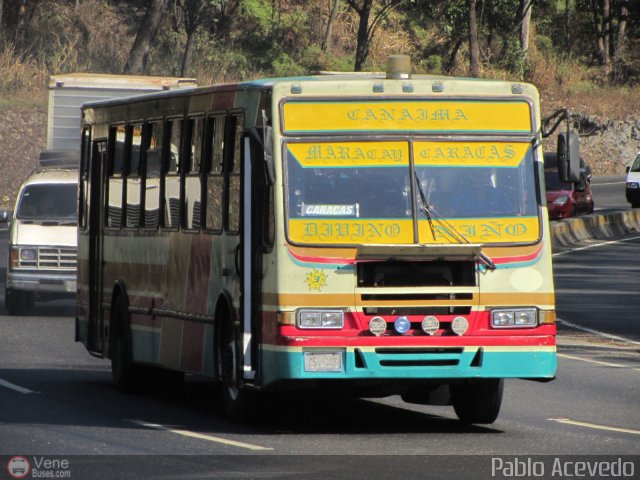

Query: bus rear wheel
[[451, 379, 503, 424], [111, 295, 143, 393], [219, 314, 256, 423]]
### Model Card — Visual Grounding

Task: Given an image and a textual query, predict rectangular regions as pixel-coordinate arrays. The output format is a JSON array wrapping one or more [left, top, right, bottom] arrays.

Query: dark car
[[544, 153, 594, 220]]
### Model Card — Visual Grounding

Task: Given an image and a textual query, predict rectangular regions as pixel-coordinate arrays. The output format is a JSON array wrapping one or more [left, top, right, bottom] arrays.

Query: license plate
[[303, 351, 343, 372]]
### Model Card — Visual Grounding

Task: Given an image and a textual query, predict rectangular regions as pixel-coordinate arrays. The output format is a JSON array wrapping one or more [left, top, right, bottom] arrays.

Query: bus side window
[[79, 126, 91, 231], [164, 118, 182, 229], [125, 123, 143, 229], [205, 114, 225, 232], [184, 116, 204, 230], [226, 112, 244, 234], [144, 121, 163, 229], [106, 125, 125, 228]]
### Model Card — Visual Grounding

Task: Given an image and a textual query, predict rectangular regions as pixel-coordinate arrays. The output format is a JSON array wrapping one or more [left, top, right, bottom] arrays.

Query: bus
[[76, 55, 580, 424]]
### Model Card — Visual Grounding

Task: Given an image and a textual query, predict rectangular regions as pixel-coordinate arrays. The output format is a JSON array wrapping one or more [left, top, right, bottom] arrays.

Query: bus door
[[87, 139, 107, 354], [239, 126, 273, 383]]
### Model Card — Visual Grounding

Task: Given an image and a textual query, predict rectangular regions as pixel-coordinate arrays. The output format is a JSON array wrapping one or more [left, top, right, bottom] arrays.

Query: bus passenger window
[[126, 123, 143, 228], [164, 118, 182, 229], [184, 117, 204, 230], [144, 122, 163, 229], [106, 125, 125, 228], [227, 113, 243, 234], [205, 115, 225, 232]]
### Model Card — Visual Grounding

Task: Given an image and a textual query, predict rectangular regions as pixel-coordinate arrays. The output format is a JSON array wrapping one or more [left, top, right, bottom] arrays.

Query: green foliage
[[1, 0, 640, 91]]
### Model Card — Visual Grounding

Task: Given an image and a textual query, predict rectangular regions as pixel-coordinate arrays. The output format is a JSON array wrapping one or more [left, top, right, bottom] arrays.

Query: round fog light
[[394, 316, 411, 334], [369, 316, 387, 336], [451, 316, 469, 336], [421, 316, 440, 335]]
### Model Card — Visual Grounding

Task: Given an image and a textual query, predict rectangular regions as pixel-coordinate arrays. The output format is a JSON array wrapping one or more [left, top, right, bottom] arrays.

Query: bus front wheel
[[451, 378, 503, 424], [219, 314, 256, 423]]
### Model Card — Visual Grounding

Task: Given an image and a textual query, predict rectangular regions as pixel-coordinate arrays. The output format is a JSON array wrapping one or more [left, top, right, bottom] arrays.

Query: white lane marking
[[128, 419, 274, 451], [557, 318, 640, 347], [0, 378, 35, 394], [591, 181, 626, 186], [558, 353, 640, 372], [549, 417, 640, 436], [552, 234, 640, 257]]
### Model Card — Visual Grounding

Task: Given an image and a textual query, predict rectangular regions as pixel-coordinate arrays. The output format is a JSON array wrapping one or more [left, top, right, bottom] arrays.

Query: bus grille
[[19, 247, 77, 270]]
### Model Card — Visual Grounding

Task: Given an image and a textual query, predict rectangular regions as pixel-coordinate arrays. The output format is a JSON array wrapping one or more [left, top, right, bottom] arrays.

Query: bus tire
[[219, 313, 256, 423], [111, 295, 142, 394], [452, 378, 503, 424]]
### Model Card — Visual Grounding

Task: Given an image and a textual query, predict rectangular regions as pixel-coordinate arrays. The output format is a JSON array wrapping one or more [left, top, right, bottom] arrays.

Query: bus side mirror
[[557, 132, 580, 183], [627, 166, 631, 174], [0, 209, 10, 224]]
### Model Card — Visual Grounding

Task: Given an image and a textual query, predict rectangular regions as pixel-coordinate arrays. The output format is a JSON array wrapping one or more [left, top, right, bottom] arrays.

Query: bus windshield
[[286, 141, 538, 245]]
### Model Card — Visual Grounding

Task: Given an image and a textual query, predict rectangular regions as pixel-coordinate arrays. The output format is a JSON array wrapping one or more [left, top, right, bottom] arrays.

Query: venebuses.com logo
[[6, 456, 71, 479], [6, 456, 30, 479]]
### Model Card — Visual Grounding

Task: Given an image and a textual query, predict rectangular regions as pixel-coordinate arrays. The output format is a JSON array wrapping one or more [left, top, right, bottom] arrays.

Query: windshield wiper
[[413, 172, 436, 240], [413, 172, 496, 271]]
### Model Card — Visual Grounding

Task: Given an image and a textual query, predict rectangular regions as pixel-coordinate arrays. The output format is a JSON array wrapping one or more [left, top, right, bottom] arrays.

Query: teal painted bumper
[[260, 346, 557, 386]]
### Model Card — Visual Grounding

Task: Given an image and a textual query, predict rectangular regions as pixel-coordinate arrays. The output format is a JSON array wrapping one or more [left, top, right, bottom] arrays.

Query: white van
[[626, 152, 640, 208], [4, 165, 78, 315]]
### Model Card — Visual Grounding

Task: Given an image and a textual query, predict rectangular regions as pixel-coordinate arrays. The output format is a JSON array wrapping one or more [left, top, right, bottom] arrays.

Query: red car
[[544, 153, 594, 220]]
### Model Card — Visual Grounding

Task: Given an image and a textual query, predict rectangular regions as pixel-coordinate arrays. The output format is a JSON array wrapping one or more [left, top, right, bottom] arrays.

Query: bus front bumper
[[260, 341, 557, 387]]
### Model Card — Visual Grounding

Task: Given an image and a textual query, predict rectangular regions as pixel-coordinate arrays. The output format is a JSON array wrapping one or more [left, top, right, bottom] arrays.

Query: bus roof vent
[[386, 55, 412, 80]]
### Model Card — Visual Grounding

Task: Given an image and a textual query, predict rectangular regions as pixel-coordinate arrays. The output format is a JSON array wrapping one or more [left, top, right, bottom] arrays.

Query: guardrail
[[550, 209, 640, 247]]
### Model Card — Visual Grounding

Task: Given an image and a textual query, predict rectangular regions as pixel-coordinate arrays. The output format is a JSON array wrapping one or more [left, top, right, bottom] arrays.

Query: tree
[[124, 0, 169, 74], [468, 0, 480, 77], [346, 0, 404, 71], [322, 0, 341, 52], [518, 0, 533, 54], [173, 0, 207, 77], [592, 0, 611, 73]]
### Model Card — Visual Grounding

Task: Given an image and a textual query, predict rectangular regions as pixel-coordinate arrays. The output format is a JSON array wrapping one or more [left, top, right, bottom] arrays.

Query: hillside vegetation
[[1, 0, 639, 209]]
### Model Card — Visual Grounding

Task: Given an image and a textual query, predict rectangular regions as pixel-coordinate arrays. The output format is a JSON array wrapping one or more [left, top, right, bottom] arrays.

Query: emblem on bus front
[[305, 269, 328, 291]]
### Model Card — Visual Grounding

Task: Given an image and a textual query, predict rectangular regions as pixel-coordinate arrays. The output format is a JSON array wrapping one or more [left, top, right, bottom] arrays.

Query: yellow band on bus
[[414, 141, 531, 167], [283, 100, 532, 134], [288, 217, 540, 244], [418, 217, 540, 244], [288, 142, 409, 168], [289, 219, 414, 244]]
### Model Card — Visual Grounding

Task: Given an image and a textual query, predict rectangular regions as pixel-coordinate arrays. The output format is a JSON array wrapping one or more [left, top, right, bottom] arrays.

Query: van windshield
[[16, 184, 78, 222]]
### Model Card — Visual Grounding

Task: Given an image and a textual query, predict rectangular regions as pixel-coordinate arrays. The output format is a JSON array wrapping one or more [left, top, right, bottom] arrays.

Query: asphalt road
[[1, 180, 639, 479], [589, 175, 629, 213], [0, 232, 639, 479]]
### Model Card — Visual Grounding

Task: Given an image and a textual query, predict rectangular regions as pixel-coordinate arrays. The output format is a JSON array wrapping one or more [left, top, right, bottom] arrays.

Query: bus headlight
[[421, 316, 440, 335], [369, 316, 387, 336], [394, 316, 411, 334], [491, 308, 537, 328], [297, 310, 344, 329], [451, 316, 469, 335]]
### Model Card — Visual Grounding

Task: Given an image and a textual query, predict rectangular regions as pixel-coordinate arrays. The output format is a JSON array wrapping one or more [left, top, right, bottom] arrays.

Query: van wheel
[[6, 288, 33, 316], [452, 379, 503, 424], [111, 295, 143, 393], [219, 312, 256, 422]]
